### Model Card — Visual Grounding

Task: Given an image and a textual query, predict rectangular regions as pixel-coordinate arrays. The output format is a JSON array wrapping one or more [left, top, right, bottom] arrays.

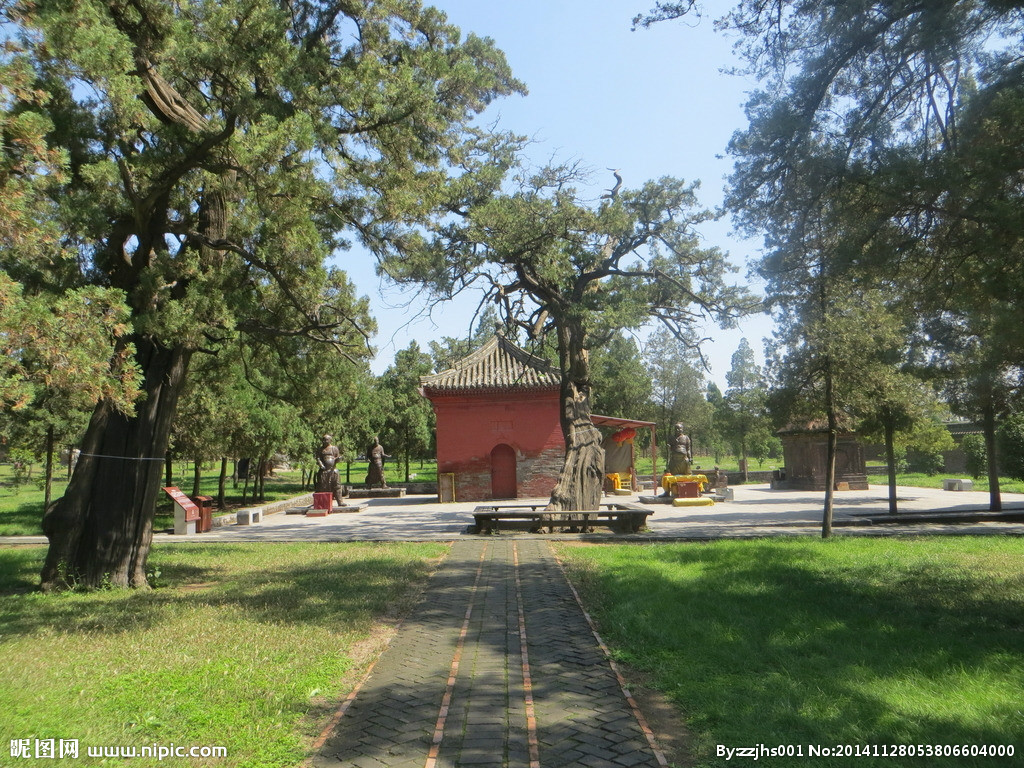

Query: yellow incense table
[[661, 473, 709, 494]]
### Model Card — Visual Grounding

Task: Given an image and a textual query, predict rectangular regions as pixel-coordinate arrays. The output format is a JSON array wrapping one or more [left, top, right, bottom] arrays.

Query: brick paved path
[[313, 539, 667, 768]]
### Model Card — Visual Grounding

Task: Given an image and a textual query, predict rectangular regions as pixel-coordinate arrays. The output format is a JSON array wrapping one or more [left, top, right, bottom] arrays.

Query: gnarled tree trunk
[[41, 339, 192, 590], [547, 322, 604, 512]]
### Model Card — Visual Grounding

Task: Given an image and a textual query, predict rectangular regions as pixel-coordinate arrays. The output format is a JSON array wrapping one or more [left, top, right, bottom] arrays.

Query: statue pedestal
[[349, 488, 406, 499], [330, 503, 366, 513], [308, 492, 333, 515], [312, 492, 334, 510]]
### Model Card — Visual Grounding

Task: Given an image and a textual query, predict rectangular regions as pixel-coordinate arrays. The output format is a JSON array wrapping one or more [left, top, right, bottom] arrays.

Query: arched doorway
[[490, 444, 517, 499]]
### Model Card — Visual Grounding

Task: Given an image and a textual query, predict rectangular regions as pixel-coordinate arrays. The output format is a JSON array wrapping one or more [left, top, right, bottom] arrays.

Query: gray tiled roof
[[420, 336, 560, 393]]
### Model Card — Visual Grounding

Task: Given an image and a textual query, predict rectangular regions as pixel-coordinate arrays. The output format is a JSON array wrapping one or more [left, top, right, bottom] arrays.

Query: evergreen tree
[[378, 342, 435, 483], [590, 333, 653, 423], [722, 338, 774, 482], [640, 2, 1024, 496], [647, 328, 715, 465], [5, 0, 523, 590], [385, 165, 754, 510]]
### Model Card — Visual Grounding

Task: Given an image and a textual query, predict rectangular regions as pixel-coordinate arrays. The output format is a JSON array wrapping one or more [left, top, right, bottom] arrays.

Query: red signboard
[[162, 487, 200, 521]]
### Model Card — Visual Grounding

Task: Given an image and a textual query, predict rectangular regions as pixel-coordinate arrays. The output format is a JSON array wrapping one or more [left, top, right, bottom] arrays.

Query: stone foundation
[[441, 445, 565, 502]]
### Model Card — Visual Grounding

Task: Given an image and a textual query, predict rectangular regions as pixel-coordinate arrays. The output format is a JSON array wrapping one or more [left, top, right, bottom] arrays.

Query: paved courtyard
[[161, 482, 1024, 542]]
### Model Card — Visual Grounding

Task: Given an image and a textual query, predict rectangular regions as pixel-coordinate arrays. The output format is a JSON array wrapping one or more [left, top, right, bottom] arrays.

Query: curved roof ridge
[[420, 334, 560, 393]]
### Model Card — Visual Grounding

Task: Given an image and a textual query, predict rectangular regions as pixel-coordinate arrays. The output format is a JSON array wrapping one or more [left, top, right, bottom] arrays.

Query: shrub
[[907, 449, 944, 475], [961, 433, 988, 479], [997, 414, 1024, 481]]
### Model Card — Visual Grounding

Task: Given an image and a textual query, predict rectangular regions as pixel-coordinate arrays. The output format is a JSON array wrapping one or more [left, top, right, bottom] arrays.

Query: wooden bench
[[471, 504, 652, 535]]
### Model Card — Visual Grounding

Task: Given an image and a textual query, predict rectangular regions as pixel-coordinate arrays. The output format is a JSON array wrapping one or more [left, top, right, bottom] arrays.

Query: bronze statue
[[314, 434, 344, 503], [667, 422, 692, 476], [365, 436, 391, 489]]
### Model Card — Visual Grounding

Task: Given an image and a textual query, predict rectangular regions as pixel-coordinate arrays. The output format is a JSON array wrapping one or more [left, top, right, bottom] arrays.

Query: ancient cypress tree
[[385, 165, 755, 510], [3, 0, 523, 589]]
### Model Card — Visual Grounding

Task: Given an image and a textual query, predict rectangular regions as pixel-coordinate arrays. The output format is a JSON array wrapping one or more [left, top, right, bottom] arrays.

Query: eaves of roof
[[419, 335, 561, 395]]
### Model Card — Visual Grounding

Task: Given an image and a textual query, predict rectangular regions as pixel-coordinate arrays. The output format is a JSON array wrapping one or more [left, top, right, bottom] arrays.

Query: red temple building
[[420, 335, 657, 502], [420, 335, 564, 502]]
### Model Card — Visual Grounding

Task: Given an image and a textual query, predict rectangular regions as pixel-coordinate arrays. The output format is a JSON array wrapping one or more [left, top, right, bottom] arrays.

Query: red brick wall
[[428, 390, 565, 501]]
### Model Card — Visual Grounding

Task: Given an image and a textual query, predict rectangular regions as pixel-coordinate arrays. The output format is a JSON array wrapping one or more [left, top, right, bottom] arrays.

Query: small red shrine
[[420, 335, 565, 502]]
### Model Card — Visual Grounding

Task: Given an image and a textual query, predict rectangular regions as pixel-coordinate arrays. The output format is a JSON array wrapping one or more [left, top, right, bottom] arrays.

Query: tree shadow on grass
[[0, 498, 45, 536], [570, 540, 1024, 764], [0, 543, 443, 640]]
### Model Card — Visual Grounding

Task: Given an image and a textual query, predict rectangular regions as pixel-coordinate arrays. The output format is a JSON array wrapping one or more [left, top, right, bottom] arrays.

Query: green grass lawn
[[0, 542, 448, 767], [557, 537, 1024, 768], [4, 537, 1022, 767], [886, 472, 1024, 494], [0, 461, 440, 536]]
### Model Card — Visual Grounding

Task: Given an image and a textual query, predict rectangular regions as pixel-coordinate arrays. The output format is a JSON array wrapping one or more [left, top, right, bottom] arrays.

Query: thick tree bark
[[547, 323, 604, 512], [40, 340, 192, 590], [38, 63, 228, 588], [884, 420, 898, 515]]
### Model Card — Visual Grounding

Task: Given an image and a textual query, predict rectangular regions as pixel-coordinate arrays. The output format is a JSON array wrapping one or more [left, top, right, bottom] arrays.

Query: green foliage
[[0, 272, 141, 413], [646, 328, 716, 455], [0, 34, 68, 263], [962, 434, 989, 480], [906, 449, 945, 476], [387, 162, 755, 385], [721, 337, 776, 469], [378, 342, 435, 480], [767, 285, 905, 424], [4, 0, 525, 566], [3, 0, 538, 591], [997, 413, 1024, 482], [645, 2, 1023, 509], [385, 161, 755, 509], [590, 333, 654, 422]]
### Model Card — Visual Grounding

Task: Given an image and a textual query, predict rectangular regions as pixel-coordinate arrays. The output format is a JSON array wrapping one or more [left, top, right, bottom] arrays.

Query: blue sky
[[341, 0, 771, 387]]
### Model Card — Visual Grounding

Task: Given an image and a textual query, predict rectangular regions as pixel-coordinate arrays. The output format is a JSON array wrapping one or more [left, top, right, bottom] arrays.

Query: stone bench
[[470, 504, 652, 535], [236, 508, 262, 525], [942, 478, 974, 491]]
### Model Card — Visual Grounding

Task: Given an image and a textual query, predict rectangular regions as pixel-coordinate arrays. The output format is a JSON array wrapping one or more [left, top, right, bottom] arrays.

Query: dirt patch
[[616, 661, 695, 768], [177, 581, 218, 592]]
